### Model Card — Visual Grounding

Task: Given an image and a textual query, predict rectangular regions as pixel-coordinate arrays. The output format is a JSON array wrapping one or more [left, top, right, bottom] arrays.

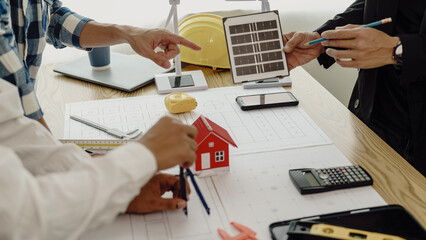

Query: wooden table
[[36, 63, 426, 228]]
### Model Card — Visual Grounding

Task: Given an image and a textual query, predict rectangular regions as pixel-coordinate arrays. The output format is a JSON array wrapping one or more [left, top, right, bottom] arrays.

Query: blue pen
[[179, 166, 188, 216], [186, 169, 210, 215], [305, 17, 392, 46]]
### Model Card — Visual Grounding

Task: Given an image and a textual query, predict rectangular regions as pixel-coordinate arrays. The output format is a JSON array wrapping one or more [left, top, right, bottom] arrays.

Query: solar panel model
[[223, 11, 289, 84]]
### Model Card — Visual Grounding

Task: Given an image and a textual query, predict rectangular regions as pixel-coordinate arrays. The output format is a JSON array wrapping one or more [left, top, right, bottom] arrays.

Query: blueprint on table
[[66, 88, 385, 240], [79, 145, 386, 240], [64, 86, 332, 155]]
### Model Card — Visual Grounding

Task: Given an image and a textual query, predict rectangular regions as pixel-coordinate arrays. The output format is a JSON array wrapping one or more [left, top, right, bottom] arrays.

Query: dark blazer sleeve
[[398, 12, 426, 84], [314, 0, 366, 69]]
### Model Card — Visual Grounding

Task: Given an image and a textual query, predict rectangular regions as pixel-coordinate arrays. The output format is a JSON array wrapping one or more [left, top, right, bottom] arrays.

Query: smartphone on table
[[236, 92, 299, 111]]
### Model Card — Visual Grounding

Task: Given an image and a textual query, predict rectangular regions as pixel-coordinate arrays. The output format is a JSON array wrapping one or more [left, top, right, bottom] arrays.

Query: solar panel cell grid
[[223, 11, 289, 83]]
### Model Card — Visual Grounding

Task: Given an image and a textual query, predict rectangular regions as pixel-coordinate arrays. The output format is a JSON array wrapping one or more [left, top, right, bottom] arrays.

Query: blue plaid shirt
[[0, 0, 91, 120]]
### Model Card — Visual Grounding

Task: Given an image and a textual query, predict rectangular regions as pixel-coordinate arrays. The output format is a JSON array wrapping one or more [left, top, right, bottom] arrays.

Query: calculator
[[289, 165, 373, 194]]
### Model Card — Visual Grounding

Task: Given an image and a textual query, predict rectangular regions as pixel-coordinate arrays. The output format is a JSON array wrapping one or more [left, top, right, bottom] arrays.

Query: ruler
[[59, 139, 131, 153]]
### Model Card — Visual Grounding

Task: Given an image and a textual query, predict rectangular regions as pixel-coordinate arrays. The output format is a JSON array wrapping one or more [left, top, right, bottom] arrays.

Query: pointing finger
[[167, 34, 201, 51]]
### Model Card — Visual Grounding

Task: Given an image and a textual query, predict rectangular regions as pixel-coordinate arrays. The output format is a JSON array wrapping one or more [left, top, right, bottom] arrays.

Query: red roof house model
[[192, 115, 237, 172]]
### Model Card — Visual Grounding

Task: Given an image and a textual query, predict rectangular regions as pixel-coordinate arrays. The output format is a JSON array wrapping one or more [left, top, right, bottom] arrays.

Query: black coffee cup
[[88, 47, 110, 70]]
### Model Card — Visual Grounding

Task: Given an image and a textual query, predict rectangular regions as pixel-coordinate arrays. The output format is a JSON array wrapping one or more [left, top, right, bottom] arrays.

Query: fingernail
[[163, 62, 171, 68], [177, 201, 186, 209], [283, 46, 289, 51]]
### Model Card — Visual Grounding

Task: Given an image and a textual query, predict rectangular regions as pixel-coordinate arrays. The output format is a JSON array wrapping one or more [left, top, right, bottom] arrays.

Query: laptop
[[54, 53, 174, 92]]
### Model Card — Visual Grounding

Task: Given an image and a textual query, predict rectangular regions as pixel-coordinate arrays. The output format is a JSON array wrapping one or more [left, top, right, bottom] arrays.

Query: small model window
[[215, 151, 224, 162], [209, 142, 214, 147]]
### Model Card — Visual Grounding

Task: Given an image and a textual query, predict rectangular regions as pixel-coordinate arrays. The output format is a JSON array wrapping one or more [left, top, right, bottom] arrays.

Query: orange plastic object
[[218, 222, 258, 240]]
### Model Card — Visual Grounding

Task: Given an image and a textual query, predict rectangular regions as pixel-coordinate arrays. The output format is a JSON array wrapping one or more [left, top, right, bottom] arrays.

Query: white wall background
[[43, 0, 357, 106]]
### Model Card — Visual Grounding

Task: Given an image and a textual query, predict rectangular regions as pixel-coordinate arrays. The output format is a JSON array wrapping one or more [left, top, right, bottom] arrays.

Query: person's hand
[[125, 27, 201, 69], [126, 173, 191, 214], [138, 116, 197, 170], [320, 25, 399, 69], [283, 31, 324, 70]]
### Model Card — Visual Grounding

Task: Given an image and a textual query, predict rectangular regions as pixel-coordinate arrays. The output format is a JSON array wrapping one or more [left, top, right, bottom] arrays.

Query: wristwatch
[[393, 41, 403, 68]]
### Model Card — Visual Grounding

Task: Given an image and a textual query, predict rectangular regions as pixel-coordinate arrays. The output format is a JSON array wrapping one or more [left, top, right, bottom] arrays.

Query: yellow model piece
[[310, 223, 406, 240], [164, 92, 197, 114]]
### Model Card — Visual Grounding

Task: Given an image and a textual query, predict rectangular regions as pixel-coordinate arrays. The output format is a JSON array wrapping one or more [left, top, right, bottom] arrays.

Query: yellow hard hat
[[179, 14, 230, 70]]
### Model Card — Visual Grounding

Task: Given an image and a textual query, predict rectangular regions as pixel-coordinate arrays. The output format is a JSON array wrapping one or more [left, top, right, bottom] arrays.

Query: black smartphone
[[236, 92, 298, 111]]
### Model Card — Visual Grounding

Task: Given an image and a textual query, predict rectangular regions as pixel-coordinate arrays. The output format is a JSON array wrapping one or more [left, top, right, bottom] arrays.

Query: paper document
[[80, 177, 229, 240], [211, 144, 386, 239], [80, 145, 386, 240], [64, 86, 332, 155]]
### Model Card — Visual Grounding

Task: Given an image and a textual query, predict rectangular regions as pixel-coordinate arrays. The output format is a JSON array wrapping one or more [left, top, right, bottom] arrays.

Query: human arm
[[0, 0, 44, 121], [46, 1, 200, 69], [0, 80, 158, 239], [282, 31, 324, 71], [0, 80, 198, 239], [0, 81, 157, 238], [0, 143, 157, 240], [282, 0, 365, 70], [320, 25, 399, 69], [78, 22, 201, 69], [314, 0, 365, 68]]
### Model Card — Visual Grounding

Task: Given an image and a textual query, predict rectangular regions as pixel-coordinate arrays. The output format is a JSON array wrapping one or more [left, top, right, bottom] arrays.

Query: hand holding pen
[[305, 18, 392, 46], [283, 17, 396, 70], [179, 166, 188, 215]]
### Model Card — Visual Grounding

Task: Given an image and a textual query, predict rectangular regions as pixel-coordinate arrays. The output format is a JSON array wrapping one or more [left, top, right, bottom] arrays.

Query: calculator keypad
[[315, 165, 371, 186]]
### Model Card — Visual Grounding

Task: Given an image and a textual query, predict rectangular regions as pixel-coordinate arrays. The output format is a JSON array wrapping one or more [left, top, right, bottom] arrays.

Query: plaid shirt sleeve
[[46, 0, 93, 49], [0, 0, 43, 120]]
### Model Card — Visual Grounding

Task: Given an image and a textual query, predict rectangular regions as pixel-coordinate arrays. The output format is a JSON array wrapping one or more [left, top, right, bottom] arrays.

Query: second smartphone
[[236, 92, 299, 111]]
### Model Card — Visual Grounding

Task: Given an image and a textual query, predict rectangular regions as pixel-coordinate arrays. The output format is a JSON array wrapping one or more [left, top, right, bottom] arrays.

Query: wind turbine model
[[260, 0, 271, 12], [154, 0, 208, 94]]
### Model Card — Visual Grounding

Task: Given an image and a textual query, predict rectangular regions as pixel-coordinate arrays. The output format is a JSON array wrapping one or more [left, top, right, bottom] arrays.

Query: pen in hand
[[304, 17, 392, 46], [179, 166, 188, 216]]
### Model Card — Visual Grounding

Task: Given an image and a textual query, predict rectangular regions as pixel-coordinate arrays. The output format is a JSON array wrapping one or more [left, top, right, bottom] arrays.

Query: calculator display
[[303, 172, 320, 187]]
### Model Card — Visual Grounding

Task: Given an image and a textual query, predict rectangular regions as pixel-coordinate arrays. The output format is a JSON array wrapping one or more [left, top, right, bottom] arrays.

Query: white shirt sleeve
[[0, 143, 157, 240], [0, 80, 158, 240]]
